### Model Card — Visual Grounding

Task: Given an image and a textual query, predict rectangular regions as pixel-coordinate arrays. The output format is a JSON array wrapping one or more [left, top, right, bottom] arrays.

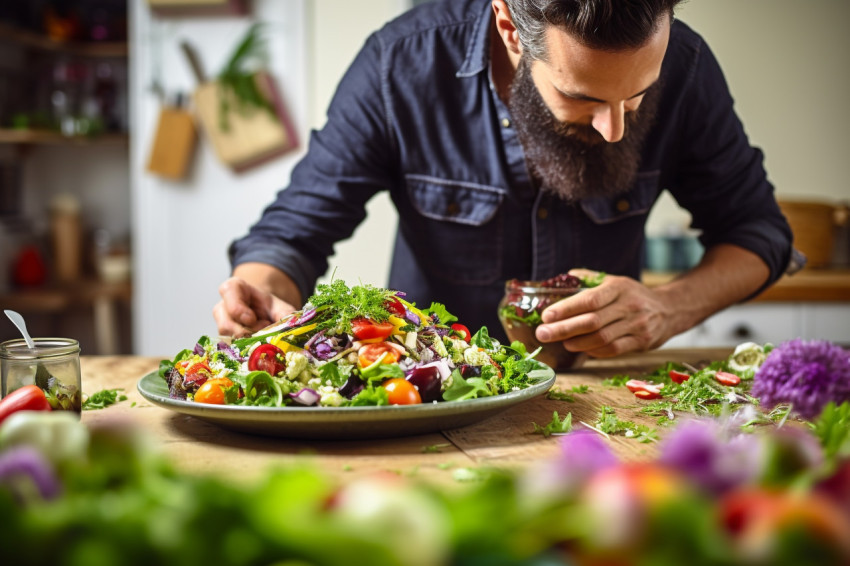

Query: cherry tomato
[[350, 318, 395, 341], [384, 297, 406, 317], [669, 370, 691, 384], [715, 371, 741, 386], [451, 323, 472, 342], [248, 343, 286, 376], [358, 342, 401, 368], [0, 385, 51, 425], [184, 361, 213, 386], [383, 378, 421, 405], [194, 377, 235, 405]]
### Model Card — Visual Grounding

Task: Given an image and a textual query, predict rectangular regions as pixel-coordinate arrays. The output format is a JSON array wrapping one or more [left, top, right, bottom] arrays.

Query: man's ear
[[492, 0, 522, 56]]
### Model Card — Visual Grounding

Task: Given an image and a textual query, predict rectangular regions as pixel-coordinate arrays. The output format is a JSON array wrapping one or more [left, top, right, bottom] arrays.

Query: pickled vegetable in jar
[[0, 337, 82, 415], [497, 274, 595, 371]]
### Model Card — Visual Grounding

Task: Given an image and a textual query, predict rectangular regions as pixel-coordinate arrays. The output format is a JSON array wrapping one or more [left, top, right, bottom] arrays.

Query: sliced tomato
[[626, 379, 663, 400], [625, 379, 662, 394], [350, 317, 395, 341], [669, 370, 691, 384], [634, 389, 662, 400], [384, 297, 406, 317], [248, 343, 286, 376], [184, 361, 213, 386], [383, 378, 421, 405], [0, 385, 51, 424], [451, 323, 472, 342], [715, 371, 741, 386], [194, 377, 235, 405], [358, 342, 402, 368]]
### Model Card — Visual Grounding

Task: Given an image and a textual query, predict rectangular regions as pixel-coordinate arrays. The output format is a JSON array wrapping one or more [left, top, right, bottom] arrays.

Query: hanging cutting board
[[192, 72, 298, 172]]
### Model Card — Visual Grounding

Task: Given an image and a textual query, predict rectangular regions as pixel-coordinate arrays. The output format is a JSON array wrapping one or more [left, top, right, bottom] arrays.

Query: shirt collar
[[456, 0, 493, 78]]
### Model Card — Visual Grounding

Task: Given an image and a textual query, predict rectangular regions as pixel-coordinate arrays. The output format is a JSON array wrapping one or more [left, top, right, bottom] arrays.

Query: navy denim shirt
[[230, 0, 792, 340]]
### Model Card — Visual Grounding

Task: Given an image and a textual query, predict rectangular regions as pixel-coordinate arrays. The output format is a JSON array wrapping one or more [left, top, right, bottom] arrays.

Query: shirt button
[[537, 207, 548, 220], [616, 199, 630, 212], [501, 118, 511, 128], [446, 202, 460, 216]]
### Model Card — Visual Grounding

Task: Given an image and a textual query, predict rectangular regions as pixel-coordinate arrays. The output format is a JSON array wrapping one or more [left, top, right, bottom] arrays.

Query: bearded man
[[215, 0, 793, 359]]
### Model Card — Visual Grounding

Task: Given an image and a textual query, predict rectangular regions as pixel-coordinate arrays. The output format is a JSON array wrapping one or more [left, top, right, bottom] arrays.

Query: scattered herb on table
[[571, 385, 590, 394], [585, 406, 658, 443], [422, 443, 451, 454], [82, 388, 127, 411], [546, 388, 575, 402], [532, 411, 573, 437], [602, 374, 630, 387]]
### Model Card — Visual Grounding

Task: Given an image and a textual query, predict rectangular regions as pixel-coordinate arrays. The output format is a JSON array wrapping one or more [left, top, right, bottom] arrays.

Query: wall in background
[[648, 0, 850, 234], [131, 0, 308, 356]]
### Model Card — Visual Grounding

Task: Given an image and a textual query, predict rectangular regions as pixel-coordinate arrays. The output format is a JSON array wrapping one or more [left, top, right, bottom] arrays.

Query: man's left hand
[[534, 269, 673, 357]]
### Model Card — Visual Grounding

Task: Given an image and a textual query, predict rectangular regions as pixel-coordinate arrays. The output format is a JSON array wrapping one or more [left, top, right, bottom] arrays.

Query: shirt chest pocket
[[404, 175, 505, 285], [579, 171, 660, 224]]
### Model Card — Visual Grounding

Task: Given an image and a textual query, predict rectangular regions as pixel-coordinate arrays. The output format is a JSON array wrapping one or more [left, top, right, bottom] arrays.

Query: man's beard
[[508, 55, 660, 202]]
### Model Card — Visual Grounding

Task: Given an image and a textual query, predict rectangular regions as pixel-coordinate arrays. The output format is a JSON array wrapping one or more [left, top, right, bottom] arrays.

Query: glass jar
[[497, 278, 587, 371], [0, 338, 82, 415]]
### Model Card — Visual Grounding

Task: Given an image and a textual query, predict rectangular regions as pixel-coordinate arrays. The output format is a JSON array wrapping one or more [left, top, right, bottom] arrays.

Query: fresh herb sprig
[[308, 280, 397, 334], [83, 388, 127, 410], [587, 406, 658, 443], [532, 411, 573, 437]]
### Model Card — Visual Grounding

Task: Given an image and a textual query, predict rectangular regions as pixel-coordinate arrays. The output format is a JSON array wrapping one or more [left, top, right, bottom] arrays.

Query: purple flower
[[522, 431, 617, 498], [751, 339, 850, 420], [0, 446, 62, 502], [659, 418, 763, 494]]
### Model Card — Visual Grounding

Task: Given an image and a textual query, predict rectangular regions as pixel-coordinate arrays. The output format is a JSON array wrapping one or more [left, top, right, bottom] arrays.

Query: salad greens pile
[[159, 281, 554, 408]]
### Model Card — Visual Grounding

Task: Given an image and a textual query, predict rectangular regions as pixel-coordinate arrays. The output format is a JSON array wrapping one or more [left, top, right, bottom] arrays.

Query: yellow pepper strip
[[269, 322, 317, 351], [388, 315, 408, 335]]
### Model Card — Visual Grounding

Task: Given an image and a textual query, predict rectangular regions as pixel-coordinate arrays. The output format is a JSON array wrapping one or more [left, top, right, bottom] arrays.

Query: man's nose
[[591, 102, 625, 143]]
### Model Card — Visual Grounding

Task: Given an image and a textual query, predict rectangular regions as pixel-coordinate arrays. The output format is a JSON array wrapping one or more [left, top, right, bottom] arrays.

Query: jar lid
[[0, 337, 80, 360]]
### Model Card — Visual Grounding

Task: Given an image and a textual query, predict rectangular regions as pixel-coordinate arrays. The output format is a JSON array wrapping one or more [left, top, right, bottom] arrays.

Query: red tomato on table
[[0, 385, 51, 424]]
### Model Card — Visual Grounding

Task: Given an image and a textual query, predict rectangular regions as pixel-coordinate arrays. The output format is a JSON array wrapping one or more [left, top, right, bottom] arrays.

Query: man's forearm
[[232, 262, 303, 308], [652, 243, 771, 339]]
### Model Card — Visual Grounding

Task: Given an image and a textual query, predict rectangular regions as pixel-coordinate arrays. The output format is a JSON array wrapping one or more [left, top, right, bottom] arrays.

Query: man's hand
[[534, 269, 673, 358], [214, 277, 297, 338]]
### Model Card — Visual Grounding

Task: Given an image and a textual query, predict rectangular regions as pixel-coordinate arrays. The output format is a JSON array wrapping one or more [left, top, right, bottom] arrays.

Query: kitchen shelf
[[0, 22, 127, 58], [0, 129, 129, 146]]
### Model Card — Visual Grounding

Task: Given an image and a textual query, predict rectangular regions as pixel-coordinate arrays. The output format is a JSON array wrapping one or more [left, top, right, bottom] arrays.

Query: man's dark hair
[[504, 0, 684, 59]]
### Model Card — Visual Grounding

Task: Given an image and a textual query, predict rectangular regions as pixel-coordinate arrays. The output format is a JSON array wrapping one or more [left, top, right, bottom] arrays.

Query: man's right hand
[[214, 277, 297, 338]]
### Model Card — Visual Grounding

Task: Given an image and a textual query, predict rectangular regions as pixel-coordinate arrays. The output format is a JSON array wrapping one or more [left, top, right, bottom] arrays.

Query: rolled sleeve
[[669, 39, 792, 293], [228, 32, 396, 298]]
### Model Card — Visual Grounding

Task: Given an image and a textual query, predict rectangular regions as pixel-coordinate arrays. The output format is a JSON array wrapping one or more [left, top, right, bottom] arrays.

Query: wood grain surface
[[80, 348, 732, 483]]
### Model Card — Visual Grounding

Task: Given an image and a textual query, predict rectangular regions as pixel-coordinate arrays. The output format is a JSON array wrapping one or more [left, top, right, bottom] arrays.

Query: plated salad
[[159, 281, 554, 407]]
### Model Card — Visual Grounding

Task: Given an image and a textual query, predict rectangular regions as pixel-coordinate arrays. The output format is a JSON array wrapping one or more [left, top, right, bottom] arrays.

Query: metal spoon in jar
[[4, 309, 36, 350], [4, 309, 52, 387]]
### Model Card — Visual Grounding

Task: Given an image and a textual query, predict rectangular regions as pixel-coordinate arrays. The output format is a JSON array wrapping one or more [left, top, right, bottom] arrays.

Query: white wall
[[131, 0, 309, 356], [648, 0, 850, 234]]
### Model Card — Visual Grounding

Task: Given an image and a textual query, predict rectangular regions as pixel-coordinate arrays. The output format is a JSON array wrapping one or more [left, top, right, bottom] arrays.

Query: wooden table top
[[81, 348, 733, 483]]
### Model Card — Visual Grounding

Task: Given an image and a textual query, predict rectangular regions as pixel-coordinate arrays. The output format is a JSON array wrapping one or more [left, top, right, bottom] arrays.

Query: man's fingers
[[213, 301, 251, 338], [540, 283, 617, 324], [219, 278, 259, 327]]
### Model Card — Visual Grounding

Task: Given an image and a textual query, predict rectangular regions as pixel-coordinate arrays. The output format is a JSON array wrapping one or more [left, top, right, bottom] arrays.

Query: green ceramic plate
[[137, 371, 555, 439]]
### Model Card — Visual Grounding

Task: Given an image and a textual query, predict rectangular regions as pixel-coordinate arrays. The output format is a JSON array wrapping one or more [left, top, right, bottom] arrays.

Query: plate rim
[[136, 370, 555, 419]]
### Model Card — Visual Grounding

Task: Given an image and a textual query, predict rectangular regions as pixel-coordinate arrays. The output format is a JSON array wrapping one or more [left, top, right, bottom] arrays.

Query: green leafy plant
[[217, 23, 275, 131]]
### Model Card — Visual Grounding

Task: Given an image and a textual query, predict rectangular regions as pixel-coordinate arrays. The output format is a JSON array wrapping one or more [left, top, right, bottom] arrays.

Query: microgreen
[[82, 388, 127, 411]]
